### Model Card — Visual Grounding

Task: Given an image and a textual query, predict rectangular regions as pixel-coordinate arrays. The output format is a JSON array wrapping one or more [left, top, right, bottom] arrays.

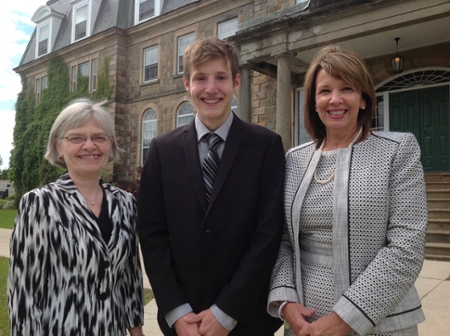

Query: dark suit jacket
[[138, 115, 285, 335]]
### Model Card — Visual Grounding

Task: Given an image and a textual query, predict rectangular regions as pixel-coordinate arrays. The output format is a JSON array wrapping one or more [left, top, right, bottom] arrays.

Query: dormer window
[[73, 2, 88, 41], [32, 5, 64, 59], [37, 23, 50, 56], [135, 0, 162, 24]]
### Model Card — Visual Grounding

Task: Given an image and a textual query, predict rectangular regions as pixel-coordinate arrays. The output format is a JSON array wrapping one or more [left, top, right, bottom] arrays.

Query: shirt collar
[[195, 112, 233, 142]]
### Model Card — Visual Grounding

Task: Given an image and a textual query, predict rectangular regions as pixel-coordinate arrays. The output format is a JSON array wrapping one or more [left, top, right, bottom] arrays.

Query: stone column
[[237, 64, 252, 123], [275, 53, 293, 151]]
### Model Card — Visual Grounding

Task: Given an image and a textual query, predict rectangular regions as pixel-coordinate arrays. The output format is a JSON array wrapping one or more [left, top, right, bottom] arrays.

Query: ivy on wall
[[10, 56, 113, 205]]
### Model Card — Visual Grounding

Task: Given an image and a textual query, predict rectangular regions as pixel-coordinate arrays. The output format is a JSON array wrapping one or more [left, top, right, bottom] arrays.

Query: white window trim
[[71, 0, 91, 43], [141, 109, 158, 164], [143, 45, 159, 83], [177, 33, 195, 75], [91, 59, 97, 91], [135, 0, 162, 24], [176, 101, 195, 127], [36, 20, 51, 58], [218, 17, 238, 39]]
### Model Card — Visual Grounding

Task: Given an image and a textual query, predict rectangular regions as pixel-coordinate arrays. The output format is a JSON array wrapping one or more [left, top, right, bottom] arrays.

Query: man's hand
[[186, 309, 230, 336], [282, 302, 316, 335], [174, 312, 202, 336], [298, 312, 351, 336]]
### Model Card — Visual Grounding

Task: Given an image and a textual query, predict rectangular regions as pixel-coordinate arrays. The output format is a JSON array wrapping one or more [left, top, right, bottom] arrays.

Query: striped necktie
[[202, 133, 222, 202]]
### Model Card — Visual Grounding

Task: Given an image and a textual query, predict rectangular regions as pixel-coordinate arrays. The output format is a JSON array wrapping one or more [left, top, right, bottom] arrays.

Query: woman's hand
[[282, 302, 316, 335], [298, 312, 351, 336]]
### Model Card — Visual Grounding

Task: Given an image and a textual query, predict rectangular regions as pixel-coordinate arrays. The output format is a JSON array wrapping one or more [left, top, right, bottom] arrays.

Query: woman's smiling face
[[315, 69, 366, 136]]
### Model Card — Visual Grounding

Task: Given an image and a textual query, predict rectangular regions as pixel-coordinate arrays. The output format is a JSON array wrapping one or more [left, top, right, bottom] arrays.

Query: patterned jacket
[[8, 173, 144, 335], [268, 132, 428, 335]]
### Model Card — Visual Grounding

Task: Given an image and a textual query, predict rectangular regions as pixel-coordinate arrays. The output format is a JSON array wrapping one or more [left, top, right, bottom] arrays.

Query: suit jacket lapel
[[207, 115, 244, 211], [182, 122, 208, 213]]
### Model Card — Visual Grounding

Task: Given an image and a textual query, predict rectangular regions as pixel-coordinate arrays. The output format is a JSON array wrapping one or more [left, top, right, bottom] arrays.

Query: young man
[[138, 37, 285, 336]]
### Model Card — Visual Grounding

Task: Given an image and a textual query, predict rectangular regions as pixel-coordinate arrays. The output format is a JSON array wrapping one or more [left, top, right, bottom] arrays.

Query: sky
[[0, 1, 43, 170]]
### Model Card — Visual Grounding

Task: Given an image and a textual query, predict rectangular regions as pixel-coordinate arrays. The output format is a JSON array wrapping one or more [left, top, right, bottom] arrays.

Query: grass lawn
[[0, 210, 16, 230], [0, 256, 9, 336]]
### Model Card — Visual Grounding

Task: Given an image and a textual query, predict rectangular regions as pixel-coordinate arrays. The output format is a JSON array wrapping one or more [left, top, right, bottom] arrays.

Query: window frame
[[135, 0, 161, 24], [36, 78, 41, 104], [177, 33, 195, 75], [71, 65, 77, 92], [72, 1, 90, 42], [218, 17, 239, 39], [143, 45, 159, 83], [37, 22, 50, 57], [176, 101, 195, 128], [91, 59, 97, 91], [141, 108, 158, 164]]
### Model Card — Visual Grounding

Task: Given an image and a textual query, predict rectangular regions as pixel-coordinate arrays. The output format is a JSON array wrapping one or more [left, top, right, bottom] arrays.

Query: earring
[[361, 106, 366, 110]]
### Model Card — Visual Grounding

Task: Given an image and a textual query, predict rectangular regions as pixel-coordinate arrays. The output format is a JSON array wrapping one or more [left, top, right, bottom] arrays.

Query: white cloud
[[0, 0, 44, 169]]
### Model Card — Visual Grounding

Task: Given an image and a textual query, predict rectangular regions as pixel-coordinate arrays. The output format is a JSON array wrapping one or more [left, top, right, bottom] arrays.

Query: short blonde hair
[[303, 45, 376, 146], [44, 98, 121, 168], [183, 36, 240, 82]]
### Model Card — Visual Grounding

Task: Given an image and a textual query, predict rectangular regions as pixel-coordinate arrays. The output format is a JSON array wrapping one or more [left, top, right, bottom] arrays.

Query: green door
[[390, 86, 450, 172]]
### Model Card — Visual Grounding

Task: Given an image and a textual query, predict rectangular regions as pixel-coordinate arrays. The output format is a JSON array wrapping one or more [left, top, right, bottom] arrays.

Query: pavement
[[1, 227, 449, 335]]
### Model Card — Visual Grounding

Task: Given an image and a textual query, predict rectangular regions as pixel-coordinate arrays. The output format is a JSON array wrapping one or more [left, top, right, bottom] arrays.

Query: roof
[[18, 0, 198, 68]]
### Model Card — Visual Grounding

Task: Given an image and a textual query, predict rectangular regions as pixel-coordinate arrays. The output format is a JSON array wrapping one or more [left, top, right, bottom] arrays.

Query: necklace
[[84, 188, 102, 206], [313, 127, 363, 185]]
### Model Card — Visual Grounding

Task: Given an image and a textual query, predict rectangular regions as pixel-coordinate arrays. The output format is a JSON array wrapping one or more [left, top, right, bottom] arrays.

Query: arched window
[[177, 102, 195, 127], [142, 108, 157, 164]]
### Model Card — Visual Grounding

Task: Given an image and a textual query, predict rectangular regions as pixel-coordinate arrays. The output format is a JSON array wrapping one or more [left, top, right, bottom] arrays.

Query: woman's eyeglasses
[[60, 135, 110, 144]]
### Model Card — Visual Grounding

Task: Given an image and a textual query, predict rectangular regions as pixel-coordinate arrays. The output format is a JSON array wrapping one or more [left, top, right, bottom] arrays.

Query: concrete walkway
[[1, 228, 449, 335]]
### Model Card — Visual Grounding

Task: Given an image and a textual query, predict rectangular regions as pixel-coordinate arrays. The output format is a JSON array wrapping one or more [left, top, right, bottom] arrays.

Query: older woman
[[268, 46, 427, 336], [8, 99, 145, 335]]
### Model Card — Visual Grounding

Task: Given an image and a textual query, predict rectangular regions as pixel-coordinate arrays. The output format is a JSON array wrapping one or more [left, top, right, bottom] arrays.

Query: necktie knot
[[205, 133, 222, 150]]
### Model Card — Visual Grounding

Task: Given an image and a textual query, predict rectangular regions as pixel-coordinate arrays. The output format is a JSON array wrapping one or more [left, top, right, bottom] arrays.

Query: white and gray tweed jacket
[[268, 132, 428, 336], [8, 173, 144, 335]]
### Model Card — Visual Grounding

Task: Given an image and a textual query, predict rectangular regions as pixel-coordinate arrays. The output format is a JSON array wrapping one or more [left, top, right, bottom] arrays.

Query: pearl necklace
[[83, 188, 102, 206], [313, 127, 363, 185]]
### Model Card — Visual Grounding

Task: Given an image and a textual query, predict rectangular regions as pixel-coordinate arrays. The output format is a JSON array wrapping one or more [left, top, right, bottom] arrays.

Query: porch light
[[391, 37, 404, 74]]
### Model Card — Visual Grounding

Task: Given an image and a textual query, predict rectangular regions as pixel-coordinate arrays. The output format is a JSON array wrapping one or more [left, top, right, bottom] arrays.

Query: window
[[36, 78, 41, 103], [74, 3, 88, 41], [144, 46, 158, 82], [177, 102, 195, 127], [72, 66, 77, 92], [218, 18, 238, 39], [177, 33, 195, 74], [79, 62, 89, 77], [142, 109, 157, 164], [139, 0, 154, 21], [372, 96, 385, 131], [37, 23, 49, 57], [42, 76, 48, 90], [91, 59, 97, 91], [231, 96, 238, 114]]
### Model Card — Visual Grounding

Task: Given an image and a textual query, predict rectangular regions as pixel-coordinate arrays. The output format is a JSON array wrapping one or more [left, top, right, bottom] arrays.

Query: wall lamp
[[391, 37, 404, 74]]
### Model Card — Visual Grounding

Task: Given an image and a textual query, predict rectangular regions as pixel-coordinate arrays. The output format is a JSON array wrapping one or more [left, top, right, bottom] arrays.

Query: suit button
[[99, 291, 109, 301], [205, 229, 212, 237], [204, 269, 212, 277]]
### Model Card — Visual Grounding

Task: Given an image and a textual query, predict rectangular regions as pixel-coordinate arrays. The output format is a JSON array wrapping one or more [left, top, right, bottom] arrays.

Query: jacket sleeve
[[8, 190, 48, 335], [122, 194, 145, 328], [334, 133, 428, 335], [137, 138, 190, 316]]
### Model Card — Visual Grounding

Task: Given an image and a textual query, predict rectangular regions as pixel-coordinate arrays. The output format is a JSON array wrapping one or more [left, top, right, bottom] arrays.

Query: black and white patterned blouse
[[8, 173, 144, 335]]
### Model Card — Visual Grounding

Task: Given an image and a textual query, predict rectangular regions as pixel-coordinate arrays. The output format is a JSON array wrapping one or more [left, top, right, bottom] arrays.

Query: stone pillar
[[238, 64, 252, 123], [275, 53, 292, 151]]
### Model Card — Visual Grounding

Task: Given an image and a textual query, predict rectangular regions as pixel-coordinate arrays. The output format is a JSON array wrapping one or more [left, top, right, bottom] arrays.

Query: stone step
[[426, 230, 450, 244], [428, 209, 450, 219], [426, 182, 450, 190], [427, 219, 450, 231], [427, 190, 450, 199], [425, 173, 450, 183], [424, 253, 450, 262], [428, 199, 450, 209], [425, 242, 450, 257]]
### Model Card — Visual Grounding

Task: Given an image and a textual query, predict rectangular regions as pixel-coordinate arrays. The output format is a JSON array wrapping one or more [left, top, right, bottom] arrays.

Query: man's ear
[[234, 73, 241, 90], [183, 77, 190, 92]]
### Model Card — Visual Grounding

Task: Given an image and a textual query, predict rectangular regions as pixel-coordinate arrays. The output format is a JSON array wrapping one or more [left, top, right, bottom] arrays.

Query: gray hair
[[44, 98, 121, 168]]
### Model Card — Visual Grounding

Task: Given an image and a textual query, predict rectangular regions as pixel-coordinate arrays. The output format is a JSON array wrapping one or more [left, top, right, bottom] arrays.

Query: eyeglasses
[[60, 135, 111, 144]]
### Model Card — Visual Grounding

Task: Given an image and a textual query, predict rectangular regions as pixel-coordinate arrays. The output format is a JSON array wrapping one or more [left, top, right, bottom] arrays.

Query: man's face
[[184, 57, 240, 131]]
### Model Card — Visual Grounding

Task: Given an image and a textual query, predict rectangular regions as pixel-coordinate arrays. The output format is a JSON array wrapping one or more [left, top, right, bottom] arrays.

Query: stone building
[[15, 0, 450, 185]]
